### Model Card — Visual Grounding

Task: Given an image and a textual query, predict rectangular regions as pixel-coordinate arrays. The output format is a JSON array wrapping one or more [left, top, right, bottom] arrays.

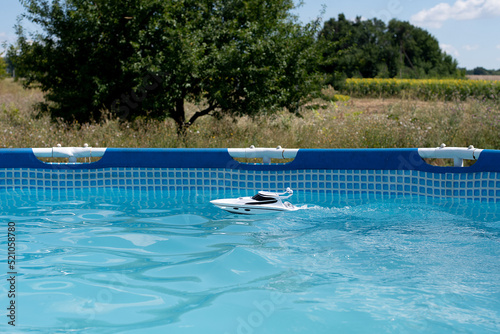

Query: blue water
[[1, 189, 500, 333]]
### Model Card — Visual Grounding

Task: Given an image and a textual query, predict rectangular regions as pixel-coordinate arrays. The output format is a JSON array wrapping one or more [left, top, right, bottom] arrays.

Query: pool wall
[[1, 148, 500, 201]]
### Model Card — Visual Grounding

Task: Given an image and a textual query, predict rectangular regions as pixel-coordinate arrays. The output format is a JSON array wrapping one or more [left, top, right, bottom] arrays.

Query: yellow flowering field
[[344, 78, 500, 100]]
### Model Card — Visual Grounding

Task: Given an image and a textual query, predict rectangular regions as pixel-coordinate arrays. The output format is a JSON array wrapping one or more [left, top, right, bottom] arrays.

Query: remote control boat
[[211, 188, 298, 215]]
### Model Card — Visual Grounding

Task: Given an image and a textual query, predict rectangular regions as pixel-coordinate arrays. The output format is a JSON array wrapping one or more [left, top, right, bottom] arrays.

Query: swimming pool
[[2, 188, 499, 333], [1, 147, 500, 333]]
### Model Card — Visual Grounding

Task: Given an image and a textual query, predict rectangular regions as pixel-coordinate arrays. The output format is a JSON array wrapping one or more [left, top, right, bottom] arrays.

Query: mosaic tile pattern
[[0, 167, 499, 202]]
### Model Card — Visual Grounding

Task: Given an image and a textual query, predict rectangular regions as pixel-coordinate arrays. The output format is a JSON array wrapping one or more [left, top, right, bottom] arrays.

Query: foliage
[[466, 67, 500, 75], [0, 57, 8, 79], [343, 78, 500, 101], [387, 20, 462, 78], [319, 14, 394, 79], [8, 0, 321, 130], [318, 14, 463, 85]]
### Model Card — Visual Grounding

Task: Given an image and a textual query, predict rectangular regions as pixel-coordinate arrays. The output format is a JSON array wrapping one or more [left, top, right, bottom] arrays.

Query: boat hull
[[210, 198, 298, 215]]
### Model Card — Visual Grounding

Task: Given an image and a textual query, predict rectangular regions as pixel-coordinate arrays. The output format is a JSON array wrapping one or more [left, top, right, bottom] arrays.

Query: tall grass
[[1, 78, 500, 149]]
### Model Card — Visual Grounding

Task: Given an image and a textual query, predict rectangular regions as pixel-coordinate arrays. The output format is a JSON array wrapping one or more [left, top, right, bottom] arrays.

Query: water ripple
[[1, 190, 499, 333]]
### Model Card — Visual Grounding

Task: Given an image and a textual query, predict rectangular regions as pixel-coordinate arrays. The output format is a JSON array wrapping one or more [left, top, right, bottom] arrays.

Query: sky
[[1, 0, 499, 70]]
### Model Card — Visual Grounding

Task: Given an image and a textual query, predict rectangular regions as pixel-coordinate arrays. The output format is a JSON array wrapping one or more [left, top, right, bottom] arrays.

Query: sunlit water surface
[[1, 189, 499, 333]]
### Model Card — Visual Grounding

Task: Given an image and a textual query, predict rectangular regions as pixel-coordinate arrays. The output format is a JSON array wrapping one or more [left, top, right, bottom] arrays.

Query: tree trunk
[[171, 96, 217, 135], [172, 98, 186, 135]]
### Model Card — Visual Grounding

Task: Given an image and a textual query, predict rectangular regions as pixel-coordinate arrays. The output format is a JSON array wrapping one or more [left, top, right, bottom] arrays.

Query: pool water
[[1, 189, 499, 334]]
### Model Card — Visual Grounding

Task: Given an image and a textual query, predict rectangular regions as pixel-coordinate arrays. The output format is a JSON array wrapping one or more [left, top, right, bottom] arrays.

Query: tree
[[319, 15, 399, 82], [0, 57, 8, 79], [9, 0, 321, 131], [387, 19, 460, 78], [318, 14, 462, 83]]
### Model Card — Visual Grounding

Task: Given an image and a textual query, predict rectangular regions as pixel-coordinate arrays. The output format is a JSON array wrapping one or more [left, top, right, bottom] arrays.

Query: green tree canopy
[[467, 67, 500, 75], [0, 59, 7, 79], [0, 52, 8, 79], [319, 14, 462, 83], [9, 0, 321, 130], [387, 19, 460, 78]]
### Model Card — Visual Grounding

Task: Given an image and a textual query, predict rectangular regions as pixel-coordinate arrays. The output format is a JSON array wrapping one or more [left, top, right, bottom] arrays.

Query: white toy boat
[[210, 188, 298, 215]]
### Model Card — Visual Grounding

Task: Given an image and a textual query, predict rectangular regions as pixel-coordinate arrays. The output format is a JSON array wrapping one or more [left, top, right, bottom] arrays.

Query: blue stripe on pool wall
[[1, 148, 500, 201], [2, 148, 500, 172]]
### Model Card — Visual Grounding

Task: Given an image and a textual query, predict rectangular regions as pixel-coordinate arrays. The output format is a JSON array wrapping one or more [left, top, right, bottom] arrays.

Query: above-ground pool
[[1, 147, 499, 333]]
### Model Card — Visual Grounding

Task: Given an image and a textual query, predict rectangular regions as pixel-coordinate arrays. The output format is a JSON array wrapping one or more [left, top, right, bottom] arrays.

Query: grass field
[[1, 78, 500, 151]]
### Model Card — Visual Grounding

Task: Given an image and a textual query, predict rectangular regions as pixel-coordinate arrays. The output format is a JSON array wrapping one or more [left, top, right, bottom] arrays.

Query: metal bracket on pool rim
[[32, 144, 106, 163], [418, 144, 483, 167], [228, 146, 299, 164]]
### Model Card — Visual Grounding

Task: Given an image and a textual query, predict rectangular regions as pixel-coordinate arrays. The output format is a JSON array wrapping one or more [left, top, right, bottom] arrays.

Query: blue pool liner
[[1, 148, 500, 201]]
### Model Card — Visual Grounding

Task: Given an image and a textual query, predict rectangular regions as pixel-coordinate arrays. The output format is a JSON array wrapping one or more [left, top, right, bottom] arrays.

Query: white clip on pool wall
[[0, 147, 500, 201]]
